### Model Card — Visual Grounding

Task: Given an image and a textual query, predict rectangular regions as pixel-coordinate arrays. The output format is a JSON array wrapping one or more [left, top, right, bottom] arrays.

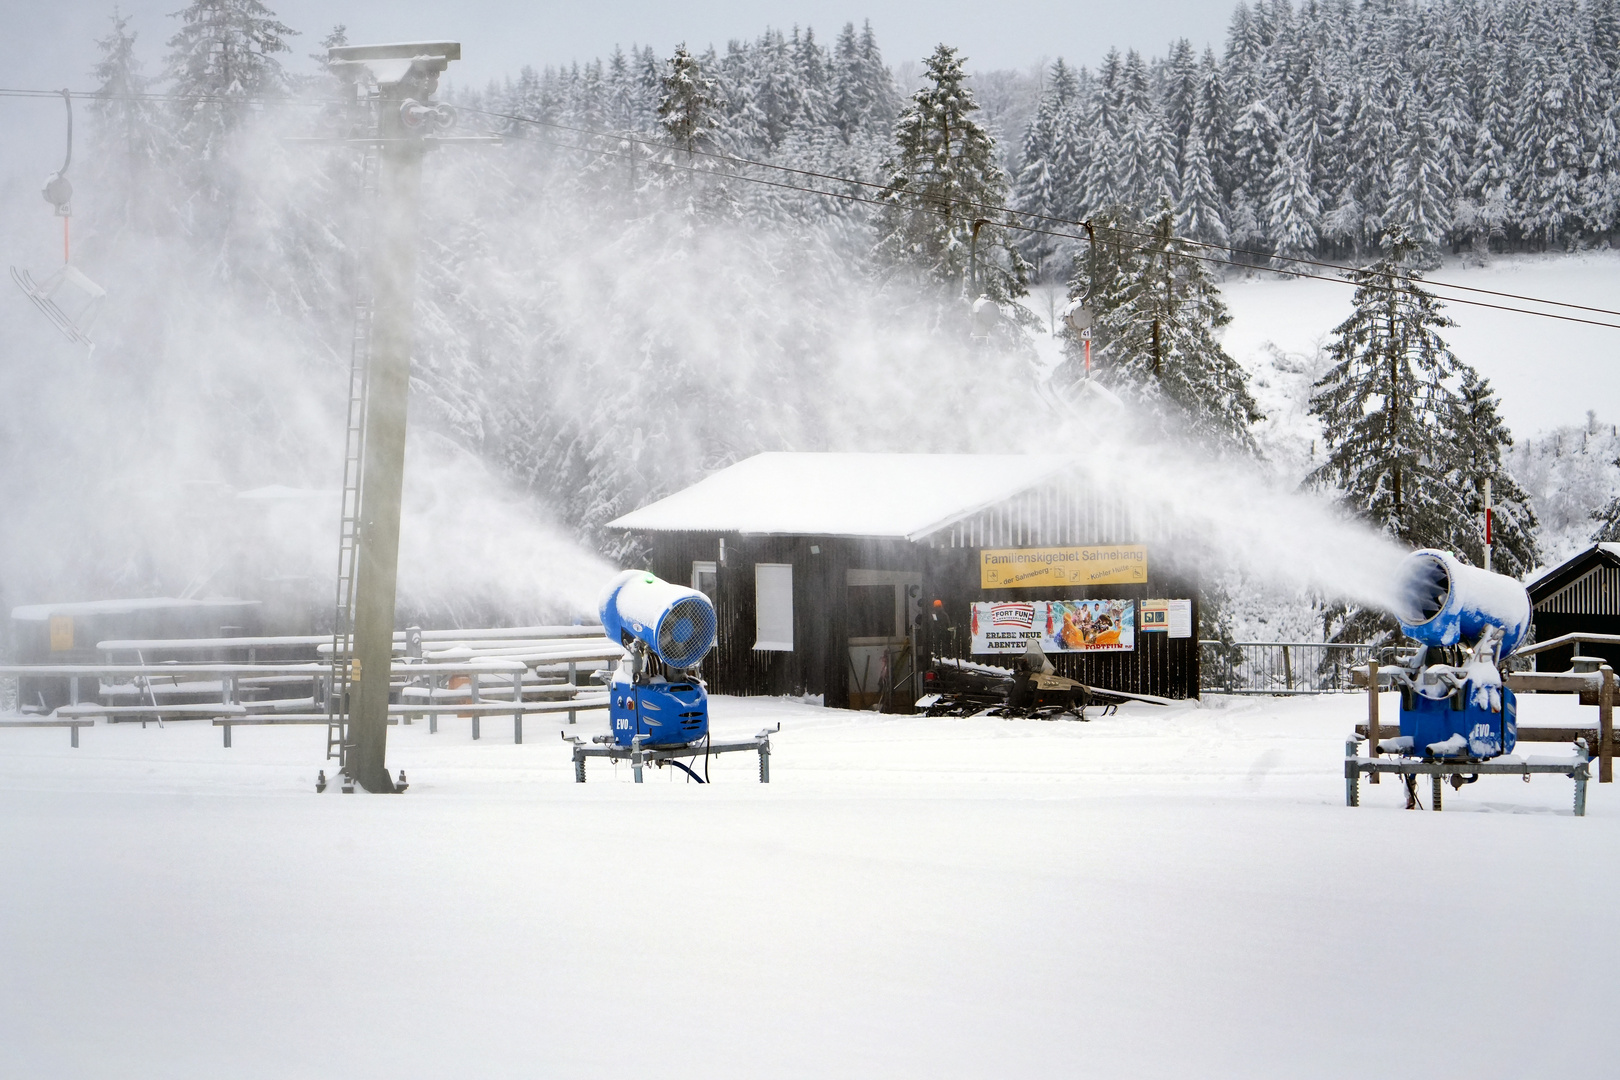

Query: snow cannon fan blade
[[597, 569, 718, 670], [1391, 548, 1530, 656]]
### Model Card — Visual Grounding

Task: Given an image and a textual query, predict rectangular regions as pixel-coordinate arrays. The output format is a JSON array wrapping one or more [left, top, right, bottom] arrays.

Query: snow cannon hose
[[1391, 548, 1530, 656]]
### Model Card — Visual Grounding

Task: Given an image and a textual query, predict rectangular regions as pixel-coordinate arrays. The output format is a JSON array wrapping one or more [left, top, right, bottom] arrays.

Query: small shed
[[1527, 543, 1620, 672], [609, 452, 1200, 707]]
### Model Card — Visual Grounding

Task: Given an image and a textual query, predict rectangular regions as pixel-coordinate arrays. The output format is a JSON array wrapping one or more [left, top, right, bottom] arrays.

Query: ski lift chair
[[10, 264, 105, 346], [9, 88, 106, 348]]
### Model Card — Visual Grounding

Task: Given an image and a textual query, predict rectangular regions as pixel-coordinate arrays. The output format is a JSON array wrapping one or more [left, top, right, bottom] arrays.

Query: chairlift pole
[[329, 42, 461, 792]]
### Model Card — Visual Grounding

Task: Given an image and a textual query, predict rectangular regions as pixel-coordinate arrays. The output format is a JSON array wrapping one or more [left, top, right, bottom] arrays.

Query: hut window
[[754, 563, 794, 651], [691, 561, 718, 602]]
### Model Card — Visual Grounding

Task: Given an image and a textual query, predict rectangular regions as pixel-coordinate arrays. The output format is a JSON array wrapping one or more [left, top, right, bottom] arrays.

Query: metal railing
[[1200, 640, 1381, 695]]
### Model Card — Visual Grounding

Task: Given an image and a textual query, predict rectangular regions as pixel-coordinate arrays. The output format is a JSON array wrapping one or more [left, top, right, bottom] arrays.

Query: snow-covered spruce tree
[[1015, 59, 1083, 271], [654, 44, 739, 217], [1112, 51, 1176, 211], [165, 0, 295, 163], [1265, 123, 1321, 267], [1308, 230, 1482, 639], [1450, 368, 1540, 577], [88, 9, 169, 232], [1226, 98, 1281, 256], [1509, 4, 1591, 249], [1062, 202, 1261, 455], [1176, 80, 1228, 247], [1309, 230, 1471, 544], [830, 22, 873, 142], [876, 44, 1027, 302], [1073, 49, 1125, 219], [657, 44, 718, 159], [1385, 101, 1452, 260], [1161, 37, 1201, 166], [1594, 492, 1620, 543]]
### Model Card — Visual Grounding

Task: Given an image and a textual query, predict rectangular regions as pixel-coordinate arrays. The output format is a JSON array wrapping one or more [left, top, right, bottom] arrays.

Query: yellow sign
[[980, 545, 1148, 589], [48, 615, 74, 652]]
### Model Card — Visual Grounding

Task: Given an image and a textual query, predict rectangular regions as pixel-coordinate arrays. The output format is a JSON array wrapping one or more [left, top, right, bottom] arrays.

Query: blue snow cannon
[[1390, 549, 1531, 760], [598, 569, 718, 748]]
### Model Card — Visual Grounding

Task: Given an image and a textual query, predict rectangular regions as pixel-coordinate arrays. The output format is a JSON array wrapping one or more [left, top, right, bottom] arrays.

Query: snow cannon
[[1393, 549, 1531, 657], [598, 570, 717, 748], [1384, 549, 1532, 761]]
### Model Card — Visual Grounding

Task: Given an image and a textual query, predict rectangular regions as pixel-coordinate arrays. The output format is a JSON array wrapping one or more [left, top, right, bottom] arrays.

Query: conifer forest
[[7, 0, 1620, 632]]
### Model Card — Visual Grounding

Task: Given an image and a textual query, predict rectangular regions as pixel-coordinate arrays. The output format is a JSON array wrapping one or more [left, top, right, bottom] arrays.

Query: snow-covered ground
[[1222, 250, 1620, 439], [2, 693, 1613, 1078]]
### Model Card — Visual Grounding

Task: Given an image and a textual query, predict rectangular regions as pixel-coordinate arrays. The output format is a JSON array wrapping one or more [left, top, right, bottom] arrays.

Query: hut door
[[845, 569, 922, 710]]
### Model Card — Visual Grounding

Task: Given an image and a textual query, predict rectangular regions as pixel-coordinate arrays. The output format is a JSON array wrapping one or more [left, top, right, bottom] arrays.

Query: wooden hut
[[609, 452, 1200, 708], [1527, 543, 1620, 671]]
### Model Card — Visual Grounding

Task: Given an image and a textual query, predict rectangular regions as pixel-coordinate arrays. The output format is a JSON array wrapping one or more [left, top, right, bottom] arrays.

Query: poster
[[1167, 599, 1193, 639], [980, 545, 1148, 589], [970, 599, 1136, 654], [1142, 599, 1194, 639]]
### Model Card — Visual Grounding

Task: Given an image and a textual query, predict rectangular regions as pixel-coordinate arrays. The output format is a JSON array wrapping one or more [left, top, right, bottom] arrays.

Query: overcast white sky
[[8, 1, 1235, 95]]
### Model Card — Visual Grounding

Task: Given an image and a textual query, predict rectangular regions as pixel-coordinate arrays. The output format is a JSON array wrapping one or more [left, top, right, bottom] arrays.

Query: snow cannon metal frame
[[598, 570, 718, 749], [1385, 549, 1532, 761]]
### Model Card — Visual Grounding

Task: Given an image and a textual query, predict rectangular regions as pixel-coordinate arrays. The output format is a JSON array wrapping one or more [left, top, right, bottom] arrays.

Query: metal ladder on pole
[[327, 146, 380, 768]]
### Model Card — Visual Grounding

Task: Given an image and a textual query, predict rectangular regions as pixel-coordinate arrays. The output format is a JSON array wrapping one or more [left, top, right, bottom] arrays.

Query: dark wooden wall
[[636, 467, 1205, 705], [917, 545, 1200, 699], [647, 532, 920, 703], [919, 478, 1198, 698], [1529, 552, 1620, 672], [644, 532, 1198, 703]]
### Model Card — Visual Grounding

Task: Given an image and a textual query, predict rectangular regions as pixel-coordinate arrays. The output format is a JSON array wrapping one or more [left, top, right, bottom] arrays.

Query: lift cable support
[[9, 88, 105, 348], [304, 42, 500, 791], [327, 142, 382, 769]]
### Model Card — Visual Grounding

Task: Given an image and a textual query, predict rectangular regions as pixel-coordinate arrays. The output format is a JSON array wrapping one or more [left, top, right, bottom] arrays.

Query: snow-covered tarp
[[609, 452, 1078, 539]]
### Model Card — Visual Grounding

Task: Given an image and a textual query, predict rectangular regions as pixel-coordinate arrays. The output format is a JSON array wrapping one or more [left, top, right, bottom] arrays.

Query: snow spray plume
[[0, 97, 610, 627], [410, 121, 1410, 616], [1064, 424, 1410, 613], [2, 84, 1406, 633]]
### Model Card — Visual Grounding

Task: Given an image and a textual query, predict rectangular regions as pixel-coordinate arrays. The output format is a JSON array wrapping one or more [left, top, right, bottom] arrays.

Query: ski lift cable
[[0, 86, 333, 106], [3, 86, 1616, 328], [464, 102, 1620, 322], [499, 123, 1620, 332], [531, 130, 1620, 331], [3, 83, 1617, 319]]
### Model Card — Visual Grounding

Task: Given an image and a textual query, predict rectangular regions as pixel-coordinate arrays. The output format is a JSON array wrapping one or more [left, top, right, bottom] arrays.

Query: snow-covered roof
[[1526, 542, 1620, 592], [610, 452, 1079, 540]]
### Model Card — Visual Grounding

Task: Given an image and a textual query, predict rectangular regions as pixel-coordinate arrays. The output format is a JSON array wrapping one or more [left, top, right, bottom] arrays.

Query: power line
[[0, 86, 332, 106], [464, 105, 1620, 332], [6, 85, 1619, 329], [462, 103, 1620, 323]]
